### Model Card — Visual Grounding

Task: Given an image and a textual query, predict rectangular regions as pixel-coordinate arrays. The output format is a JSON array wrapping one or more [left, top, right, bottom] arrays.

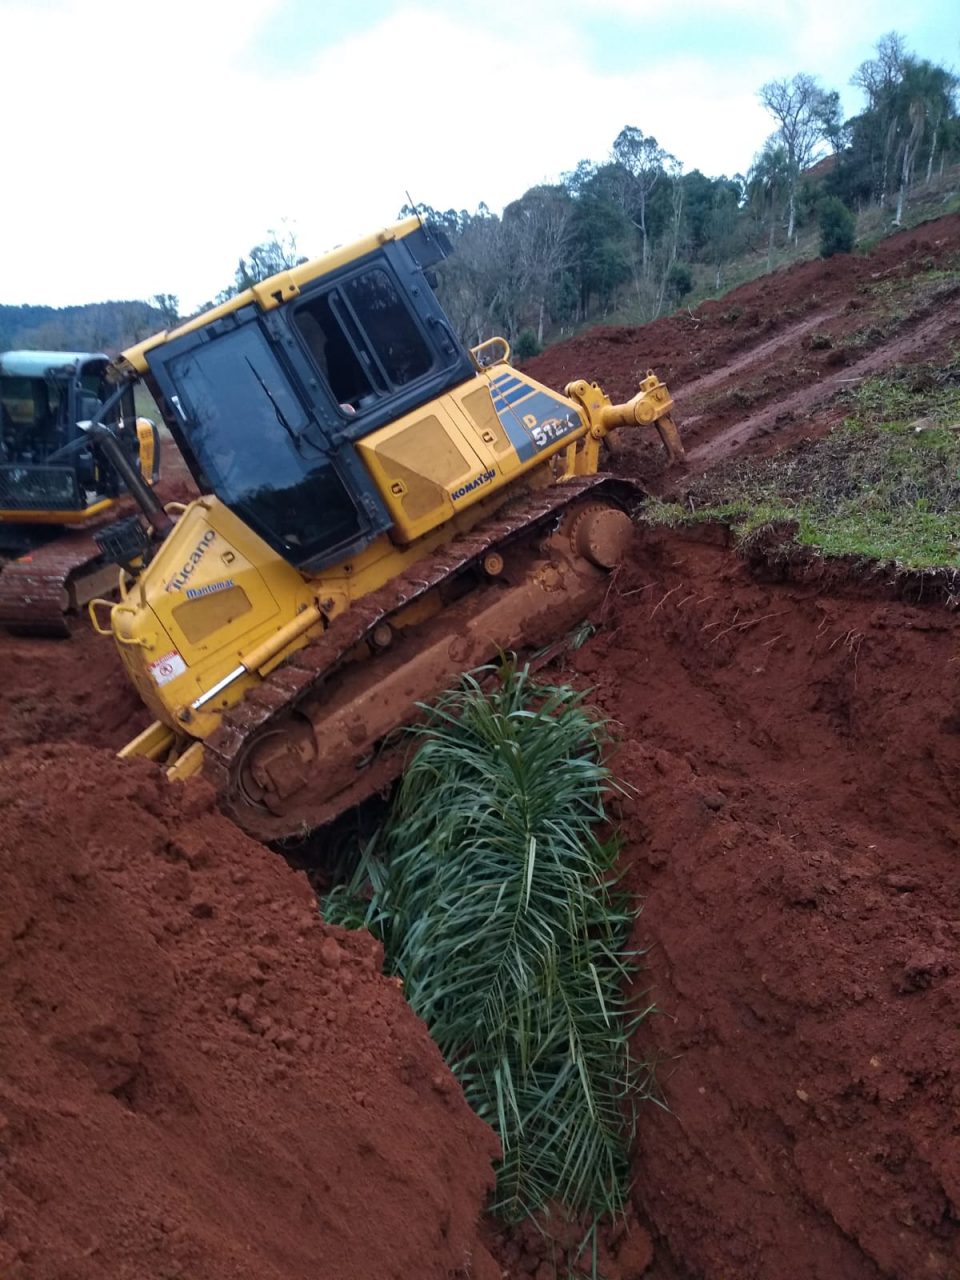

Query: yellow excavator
[[0, 351, 159, 633], [89, 216, 683, 840]]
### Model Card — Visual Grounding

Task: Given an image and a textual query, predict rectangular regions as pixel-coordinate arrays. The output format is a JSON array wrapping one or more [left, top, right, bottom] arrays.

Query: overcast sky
[[1, 0, 956, 310]]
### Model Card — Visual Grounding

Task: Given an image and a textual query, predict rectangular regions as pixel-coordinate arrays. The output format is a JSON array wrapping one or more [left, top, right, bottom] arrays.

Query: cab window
[[294, 267, 433, 413], [166, 324, 364, 562]]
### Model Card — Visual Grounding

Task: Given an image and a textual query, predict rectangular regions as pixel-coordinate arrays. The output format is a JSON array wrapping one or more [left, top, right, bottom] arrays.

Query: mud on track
[[569, 526, 960, 1278]]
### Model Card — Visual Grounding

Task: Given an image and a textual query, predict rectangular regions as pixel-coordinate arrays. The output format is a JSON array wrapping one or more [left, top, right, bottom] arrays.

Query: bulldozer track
[[0, 530, 113, 636], [203, 474, 641, 838]]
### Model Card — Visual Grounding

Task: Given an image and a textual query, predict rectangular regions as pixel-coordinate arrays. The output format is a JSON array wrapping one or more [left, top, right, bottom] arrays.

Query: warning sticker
[[148, 649, 187, 687]]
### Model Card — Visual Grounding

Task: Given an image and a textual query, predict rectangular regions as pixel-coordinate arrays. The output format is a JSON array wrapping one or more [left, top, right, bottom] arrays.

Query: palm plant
[[324, 664, 650, 1222]]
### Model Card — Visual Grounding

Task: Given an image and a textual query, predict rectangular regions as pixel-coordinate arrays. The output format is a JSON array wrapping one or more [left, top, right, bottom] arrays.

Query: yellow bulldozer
[[90, 216, 683, 840]]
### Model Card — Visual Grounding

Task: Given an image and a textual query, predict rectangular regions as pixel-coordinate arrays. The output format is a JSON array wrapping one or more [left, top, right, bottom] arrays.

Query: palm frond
[[323, 662, 651, 1222]]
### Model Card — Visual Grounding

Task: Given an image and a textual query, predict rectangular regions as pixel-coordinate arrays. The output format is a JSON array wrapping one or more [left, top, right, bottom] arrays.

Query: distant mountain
[[0, 300, 168, 355]]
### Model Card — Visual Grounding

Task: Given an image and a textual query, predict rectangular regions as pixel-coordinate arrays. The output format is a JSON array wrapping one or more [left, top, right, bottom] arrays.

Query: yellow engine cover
[[356, 367, 585, 543], [112, 498, 317, 731]]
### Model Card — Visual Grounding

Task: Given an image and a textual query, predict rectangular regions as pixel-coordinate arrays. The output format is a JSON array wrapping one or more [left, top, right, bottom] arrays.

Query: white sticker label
[[148, 649, 187, 687]]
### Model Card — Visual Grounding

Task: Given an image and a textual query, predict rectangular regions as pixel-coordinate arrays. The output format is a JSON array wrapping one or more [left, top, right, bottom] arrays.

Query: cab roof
[[121, 216, 427, 376], [0, 351, 107, 379]]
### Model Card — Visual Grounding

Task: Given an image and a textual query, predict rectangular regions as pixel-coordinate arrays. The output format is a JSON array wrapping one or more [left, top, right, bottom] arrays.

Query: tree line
[[0, 299, 172, 356], [408, 30, 958, 355], [6, 31, 955, 359]]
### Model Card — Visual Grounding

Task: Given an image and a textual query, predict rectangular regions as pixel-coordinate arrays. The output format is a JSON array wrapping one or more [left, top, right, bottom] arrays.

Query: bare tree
[[612, 126, 670, 273], [758, 73, 832, 240], [238, 221, 306, 287], [437, 208, 508, 345], [852, 32, 908, 202], [852, 31, 908, 100], [151, 293, 180, 328], [502, 186, 573, 343]]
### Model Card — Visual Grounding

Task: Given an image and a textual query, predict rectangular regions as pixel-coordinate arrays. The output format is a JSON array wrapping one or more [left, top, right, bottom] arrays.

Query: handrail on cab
[[470, 336, 511, 369]]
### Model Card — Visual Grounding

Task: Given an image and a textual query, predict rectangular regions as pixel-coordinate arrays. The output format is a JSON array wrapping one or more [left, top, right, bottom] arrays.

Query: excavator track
[[0, 530, 119, 637], [202, 475, 643, 841]]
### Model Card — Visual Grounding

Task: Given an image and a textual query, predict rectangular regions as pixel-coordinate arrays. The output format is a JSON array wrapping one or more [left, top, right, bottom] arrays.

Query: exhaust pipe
[[83, 420, 174, 537]]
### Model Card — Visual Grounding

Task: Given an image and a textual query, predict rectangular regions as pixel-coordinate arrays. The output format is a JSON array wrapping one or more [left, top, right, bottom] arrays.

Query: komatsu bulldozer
[[90, 216, 683, 840], [0, 350, 159, 633]]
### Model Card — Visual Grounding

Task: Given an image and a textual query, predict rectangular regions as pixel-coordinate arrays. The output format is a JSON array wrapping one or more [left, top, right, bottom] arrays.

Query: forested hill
[[414, 30, 959, 356], [0, 300, 168, 355], [5, 31, 958, 361]]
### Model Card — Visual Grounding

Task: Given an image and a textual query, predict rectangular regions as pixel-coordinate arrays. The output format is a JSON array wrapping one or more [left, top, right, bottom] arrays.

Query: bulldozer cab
[[138, 221, 476, 573]]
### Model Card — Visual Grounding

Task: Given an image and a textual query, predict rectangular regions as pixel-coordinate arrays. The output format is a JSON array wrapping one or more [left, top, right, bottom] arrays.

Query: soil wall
[[0, 748, 500, 1280], [570, 528, 960, 1278]]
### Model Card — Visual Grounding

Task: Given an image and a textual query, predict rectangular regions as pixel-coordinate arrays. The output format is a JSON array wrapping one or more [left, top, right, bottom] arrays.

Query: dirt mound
[[0, 628, 150, 753], [567, 526, 960, 1278], [0, 747, 499, 1280]]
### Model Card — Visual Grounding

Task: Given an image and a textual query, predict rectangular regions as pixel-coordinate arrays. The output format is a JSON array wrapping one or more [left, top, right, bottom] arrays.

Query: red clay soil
[[153, 431, 199, 507], [565, 525, 960, 1279], [5, 215, 960, 1280], [524, 214, 960, 485], [0, 748, 500, 1280], [0, 627, 151, 752]]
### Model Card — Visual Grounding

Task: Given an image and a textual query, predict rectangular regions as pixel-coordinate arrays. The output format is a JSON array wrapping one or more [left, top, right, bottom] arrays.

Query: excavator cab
[[0, 351, 159, 537]]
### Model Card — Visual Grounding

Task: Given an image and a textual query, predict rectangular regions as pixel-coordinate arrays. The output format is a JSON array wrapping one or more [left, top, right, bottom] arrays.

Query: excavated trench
[[3, 524, 958, 1279], [575, 526, 960, 1279], [3, 215, 960, 1278]]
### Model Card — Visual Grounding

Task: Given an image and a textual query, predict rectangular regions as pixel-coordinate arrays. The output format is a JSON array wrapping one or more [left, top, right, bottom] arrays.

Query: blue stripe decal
[[490, 372, 520, 388], [492, 387, 534, 409], [489, 386, 582, 464]]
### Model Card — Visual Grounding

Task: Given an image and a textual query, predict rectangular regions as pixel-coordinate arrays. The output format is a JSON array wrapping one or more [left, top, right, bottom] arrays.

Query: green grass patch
[[323, 664, 649, 1225], [856, 186, 960, 252], [860, 257, 960, 314], [651, 358, 960, 568]]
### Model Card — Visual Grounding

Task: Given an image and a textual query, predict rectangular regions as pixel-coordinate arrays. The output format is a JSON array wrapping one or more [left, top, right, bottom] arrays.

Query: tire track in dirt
[[673, 308, 838, 406], [525, 214, 960, 484], [684, 307, 957, 471]]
